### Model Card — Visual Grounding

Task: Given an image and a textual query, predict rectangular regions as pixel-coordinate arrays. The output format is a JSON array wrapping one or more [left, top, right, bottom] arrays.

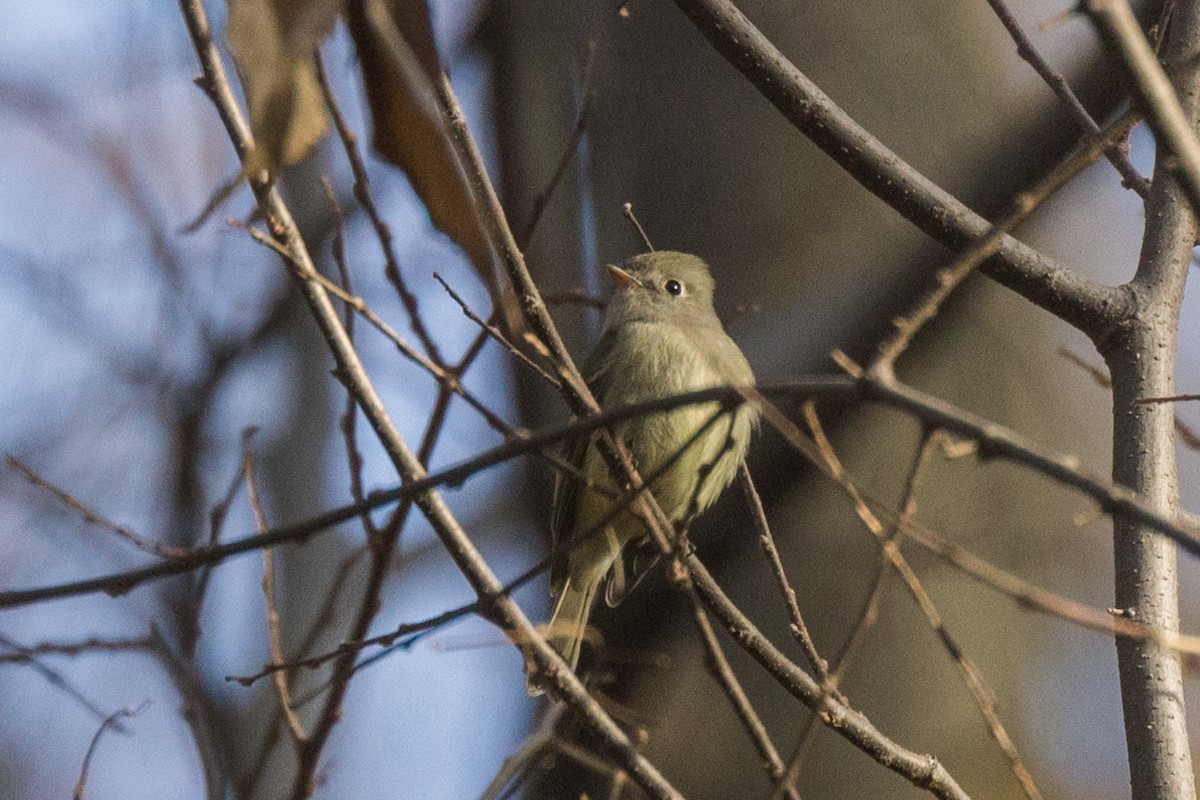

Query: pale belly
[[576, 323, 755, 543]]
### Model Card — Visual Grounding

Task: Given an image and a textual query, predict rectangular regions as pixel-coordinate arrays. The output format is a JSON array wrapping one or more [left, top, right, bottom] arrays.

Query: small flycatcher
[[532, 251, 759, 692]]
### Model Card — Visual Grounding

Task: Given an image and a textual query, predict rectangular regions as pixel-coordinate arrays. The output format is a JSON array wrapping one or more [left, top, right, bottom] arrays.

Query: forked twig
[[73, 702, 150, 800], [1086, 0, 1200, 212], [773, 428, 941, 798], [984, 0, 1149, 196], [802, 405, 1042, 800]]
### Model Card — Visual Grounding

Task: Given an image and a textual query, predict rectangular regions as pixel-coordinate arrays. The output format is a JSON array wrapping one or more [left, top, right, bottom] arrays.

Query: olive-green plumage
[[531, 251, 758, 693]]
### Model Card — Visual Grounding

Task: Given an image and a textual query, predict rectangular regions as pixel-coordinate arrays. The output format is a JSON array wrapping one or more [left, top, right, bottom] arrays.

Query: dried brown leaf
[[227, 0, 342, 172], [346, 0, 496, 290]]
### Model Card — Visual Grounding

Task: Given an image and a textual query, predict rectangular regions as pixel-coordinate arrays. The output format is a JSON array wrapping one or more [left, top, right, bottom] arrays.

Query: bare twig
[[801, 405, 1042, 800], [434, 273, 562, 388], [622, 202, 655, 252], [686, 557, 971, 800], [73, 702, 150, 800], [773, 429, 940, 799], [6, 455, 189, 559], [430, 64, 813, 796], [11, 375, 1200, 606], [180, 3, 685, 795], [984, 0, 1149, 196], [0, 634, 131, 729], [1137, 392, 1200, 404], [1059, 347, 1200, 451], [245, 450, 306, 745], [0, 635, 153, 664], [1087, 0, 1200, 213], [229, 586, 502, 687], [738, 463, 828, 681], [541, 289, 607, 309], [869, 105, 1140, 374], [900, 513, 1200, 654], [688, 600, 796, 794], [314, 51, 443, 364], [236, 548, 367, 798], [1086, 1, 1200, 795], [482, 705, 640, 800], [669, 0, 1121, 336], [238, 220, 522, 444], [324, 176, 383, 543], [519, 41, 598, 250]]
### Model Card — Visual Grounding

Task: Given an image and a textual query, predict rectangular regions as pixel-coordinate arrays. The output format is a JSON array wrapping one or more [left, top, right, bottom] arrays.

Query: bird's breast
[[594, 322, 755, 521]]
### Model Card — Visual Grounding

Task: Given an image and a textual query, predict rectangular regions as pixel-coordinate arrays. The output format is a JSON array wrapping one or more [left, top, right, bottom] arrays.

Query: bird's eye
[[665, 279, 683, 296]]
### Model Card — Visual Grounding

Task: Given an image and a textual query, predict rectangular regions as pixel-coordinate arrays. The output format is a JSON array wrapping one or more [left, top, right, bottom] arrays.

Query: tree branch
[[10, 375, 1200, 607], [668, 0, 1122, 336], [1087, 1, 1200, 795], [1088, 0, 1200, 214], [178, 2, 683, 796], [687, 558, 971, 800], [984, 0, 1149, 197]]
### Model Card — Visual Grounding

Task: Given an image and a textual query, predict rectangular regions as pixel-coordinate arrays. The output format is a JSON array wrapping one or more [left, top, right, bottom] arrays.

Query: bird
[[530, 251, 759, 693]]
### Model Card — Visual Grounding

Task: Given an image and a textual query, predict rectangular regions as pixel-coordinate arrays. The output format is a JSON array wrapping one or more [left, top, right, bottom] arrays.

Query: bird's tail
[[526, 572, 599, 695]]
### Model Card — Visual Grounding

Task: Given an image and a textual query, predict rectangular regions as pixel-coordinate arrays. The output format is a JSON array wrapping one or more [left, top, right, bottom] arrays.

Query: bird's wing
[[549, 329, 619, 596], [604, 538, 659, 607]]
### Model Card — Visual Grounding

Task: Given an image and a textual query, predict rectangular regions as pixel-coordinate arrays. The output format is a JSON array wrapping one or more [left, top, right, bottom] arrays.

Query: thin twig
[[519, 41, 598, 250], [670, 0, 1121, 336], [773, 429, 941, 799], [480, 706, 564, 800], [0, 635, 153, 664], [181, 3, 690, 791], [73, 702, 150, 800], [1087, 0, 1200, 212], [434, 272, 561, 387], [324, 176, 382, 543], [686, 557, 971, 800], [431, 68, 814, 799], [1058, 347, 1200, 451], [0, 634, 131, 730], [230, 587, 500, 687], [238, 220, 519, 441], [314, 51, 444, 364], [541, 289, 607, 309], [688, 600, 796, 794], [236, 548, 367, 798], [483, 709, 639, 800], [12, 375, 1200, 607], [197, 429, 258, 607], [622, 202, 655, 251], [6, 456, 189, 559], [245, 449, 307, 745], [984, 0, 1149, 196], [868, 104, 1140, 374], [801, 405, 1042, 800], [737, 463, 828, 681], [235, 420, 732, 688], [1137, 392, 1200, 404], [899, 512, 1200, 653]]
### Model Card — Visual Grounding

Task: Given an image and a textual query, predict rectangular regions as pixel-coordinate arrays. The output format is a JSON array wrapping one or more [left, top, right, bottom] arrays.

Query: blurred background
[[1, 0, 1197, 798]]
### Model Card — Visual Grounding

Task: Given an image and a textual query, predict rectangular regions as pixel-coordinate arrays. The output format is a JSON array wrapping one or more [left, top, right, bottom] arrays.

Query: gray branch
[[668, 0, 1122, 336]]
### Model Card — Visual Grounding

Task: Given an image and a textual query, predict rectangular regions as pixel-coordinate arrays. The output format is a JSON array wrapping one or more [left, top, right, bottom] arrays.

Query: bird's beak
[[606, 264, 640, 290]]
